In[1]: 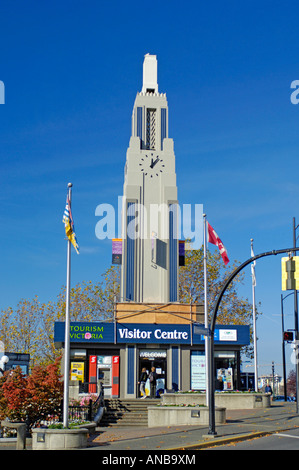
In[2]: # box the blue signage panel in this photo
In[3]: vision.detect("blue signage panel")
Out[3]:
[54,322,115,344]
[54,322,250,346]
[193,324,250,345]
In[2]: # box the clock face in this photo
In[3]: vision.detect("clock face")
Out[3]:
[139,152,165,178]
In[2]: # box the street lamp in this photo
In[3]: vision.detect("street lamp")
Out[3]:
[281,292,293,401]
[272,362,275,397]
[208,246,299,436]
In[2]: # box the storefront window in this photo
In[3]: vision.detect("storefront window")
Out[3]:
[190,351,237,391]
[215,351,237,391]
[190,351,206,391]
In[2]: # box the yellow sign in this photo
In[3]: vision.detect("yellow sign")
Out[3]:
[281,256,299,290]
[70,362,84,382]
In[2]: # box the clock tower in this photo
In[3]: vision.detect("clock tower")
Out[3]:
[120,54,179,303]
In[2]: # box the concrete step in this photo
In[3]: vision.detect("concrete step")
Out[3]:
[99,398,159,427]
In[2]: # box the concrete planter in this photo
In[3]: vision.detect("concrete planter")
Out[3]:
[148,406,226,428]
[1,421,27,450]
[32,426,89,450]
[161,393,271,409]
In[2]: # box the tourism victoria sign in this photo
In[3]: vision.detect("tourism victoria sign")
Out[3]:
[54,322,250,346]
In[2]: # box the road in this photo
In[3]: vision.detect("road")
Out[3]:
[205,428,299,450]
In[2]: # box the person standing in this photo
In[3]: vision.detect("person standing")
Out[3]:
[265,383,272,395]
[149,366,157,398]
[138,367,148,398]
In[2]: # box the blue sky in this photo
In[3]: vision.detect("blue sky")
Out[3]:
[1,0,299,379]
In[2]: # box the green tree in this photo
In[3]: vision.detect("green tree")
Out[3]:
[179,247,260,358]
[0,266,120,366]
[0,297,44,364]
[0,250,256,366]
[179,247,258,326]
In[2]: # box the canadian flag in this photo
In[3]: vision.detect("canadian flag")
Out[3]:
[207,222,229,266]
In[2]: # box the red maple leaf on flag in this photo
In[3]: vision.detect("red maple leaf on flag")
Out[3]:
[207,222,229,266]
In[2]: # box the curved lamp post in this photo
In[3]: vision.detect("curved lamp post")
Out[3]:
[207,246,299,436]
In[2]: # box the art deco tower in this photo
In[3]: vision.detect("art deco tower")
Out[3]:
[120,54,179,303]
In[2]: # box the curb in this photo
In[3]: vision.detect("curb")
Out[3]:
[166,430,283,450]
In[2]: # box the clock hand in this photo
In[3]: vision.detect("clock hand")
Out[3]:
[150,158,154,168]
[152,157,160,167]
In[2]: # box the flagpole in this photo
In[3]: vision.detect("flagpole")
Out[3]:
[251,238,258,392]
[203,214,209,405]
[63,182,72,428]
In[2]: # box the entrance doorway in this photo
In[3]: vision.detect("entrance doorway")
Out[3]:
[138,350,167,397]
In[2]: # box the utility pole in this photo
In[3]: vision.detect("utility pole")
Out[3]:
[293,217,299,412]
[281,294,288,401]
[251,239,258,392]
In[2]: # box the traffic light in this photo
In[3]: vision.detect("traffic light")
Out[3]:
[281,256,299,290]
[283,331,294,342]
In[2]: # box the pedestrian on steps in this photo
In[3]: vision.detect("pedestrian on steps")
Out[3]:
[138,367,148,398]
[149,366,157,399]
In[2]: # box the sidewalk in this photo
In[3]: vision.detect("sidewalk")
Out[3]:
[1,401,299,450]
[86,401,299,450]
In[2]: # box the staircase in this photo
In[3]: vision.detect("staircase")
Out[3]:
[99,398,159,427]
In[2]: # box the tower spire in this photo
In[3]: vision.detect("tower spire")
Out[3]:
[142,54,158,94]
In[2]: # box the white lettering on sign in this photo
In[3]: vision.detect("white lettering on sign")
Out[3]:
[118,328,189,341]
[118,328,152,339]
[140,350,167,358]
[154,329,188,340]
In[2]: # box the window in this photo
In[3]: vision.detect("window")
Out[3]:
[136,107,143,146]
[169,204,178,301]
[161,108,167,150]
[169,204,178,302]
[126,202,136,300]
[215,352,237,391]
[191,351,206,390]
[146,108,156,150]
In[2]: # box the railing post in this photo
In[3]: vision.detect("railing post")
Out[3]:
[59,399,64,422]
[88,399,93,421]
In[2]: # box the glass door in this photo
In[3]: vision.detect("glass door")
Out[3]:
[139,350,167,397]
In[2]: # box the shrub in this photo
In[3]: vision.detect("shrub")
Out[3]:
[0,358,63,429]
